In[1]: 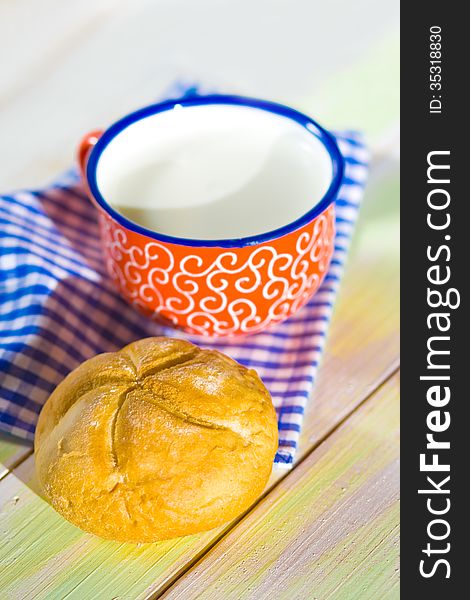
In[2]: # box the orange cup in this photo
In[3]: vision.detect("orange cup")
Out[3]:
[78,95,344,337]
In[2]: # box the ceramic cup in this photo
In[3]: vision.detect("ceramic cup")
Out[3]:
[78,95,344,337]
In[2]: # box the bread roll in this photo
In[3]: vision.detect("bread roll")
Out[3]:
[35,337,278,542]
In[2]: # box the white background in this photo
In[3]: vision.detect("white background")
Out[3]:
[0,0,399,190]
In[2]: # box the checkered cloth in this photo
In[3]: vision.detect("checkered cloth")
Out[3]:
[0,94,367,465]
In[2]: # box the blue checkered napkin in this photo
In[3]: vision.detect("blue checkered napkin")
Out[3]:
[0,130,367,465]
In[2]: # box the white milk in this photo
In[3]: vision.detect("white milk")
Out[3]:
[96,104,333,240]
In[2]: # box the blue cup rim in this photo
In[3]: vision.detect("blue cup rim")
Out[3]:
[86,94,345,248]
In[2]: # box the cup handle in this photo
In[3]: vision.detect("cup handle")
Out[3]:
[77,130,103,180]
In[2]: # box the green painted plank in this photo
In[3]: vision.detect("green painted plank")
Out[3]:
[0,24,399,597]
[0,151,399,600]
[161,374,400,600]
[0,434,32,481]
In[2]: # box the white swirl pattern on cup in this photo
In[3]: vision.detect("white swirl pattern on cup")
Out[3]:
[99,208,334,336]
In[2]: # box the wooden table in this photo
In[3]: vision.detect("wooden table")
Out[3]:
[0,2,399,597]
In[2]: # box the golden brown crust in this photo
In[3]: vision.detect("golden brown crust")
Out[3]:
[35,337,278,542]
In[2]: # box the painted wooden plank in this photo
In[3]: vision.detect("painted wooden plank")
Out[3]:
[0,0,398,189]
[160,373,400,600]
[0,375,399,600]
[0,368,399,599]
[0,337,398,600]
[0,149,399,479]
[0,8,399,593]
[0,435,31,481]
[0,160,398,598]
[299,155,399,451]
[0,462,226,599]
[0,175,398,487]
